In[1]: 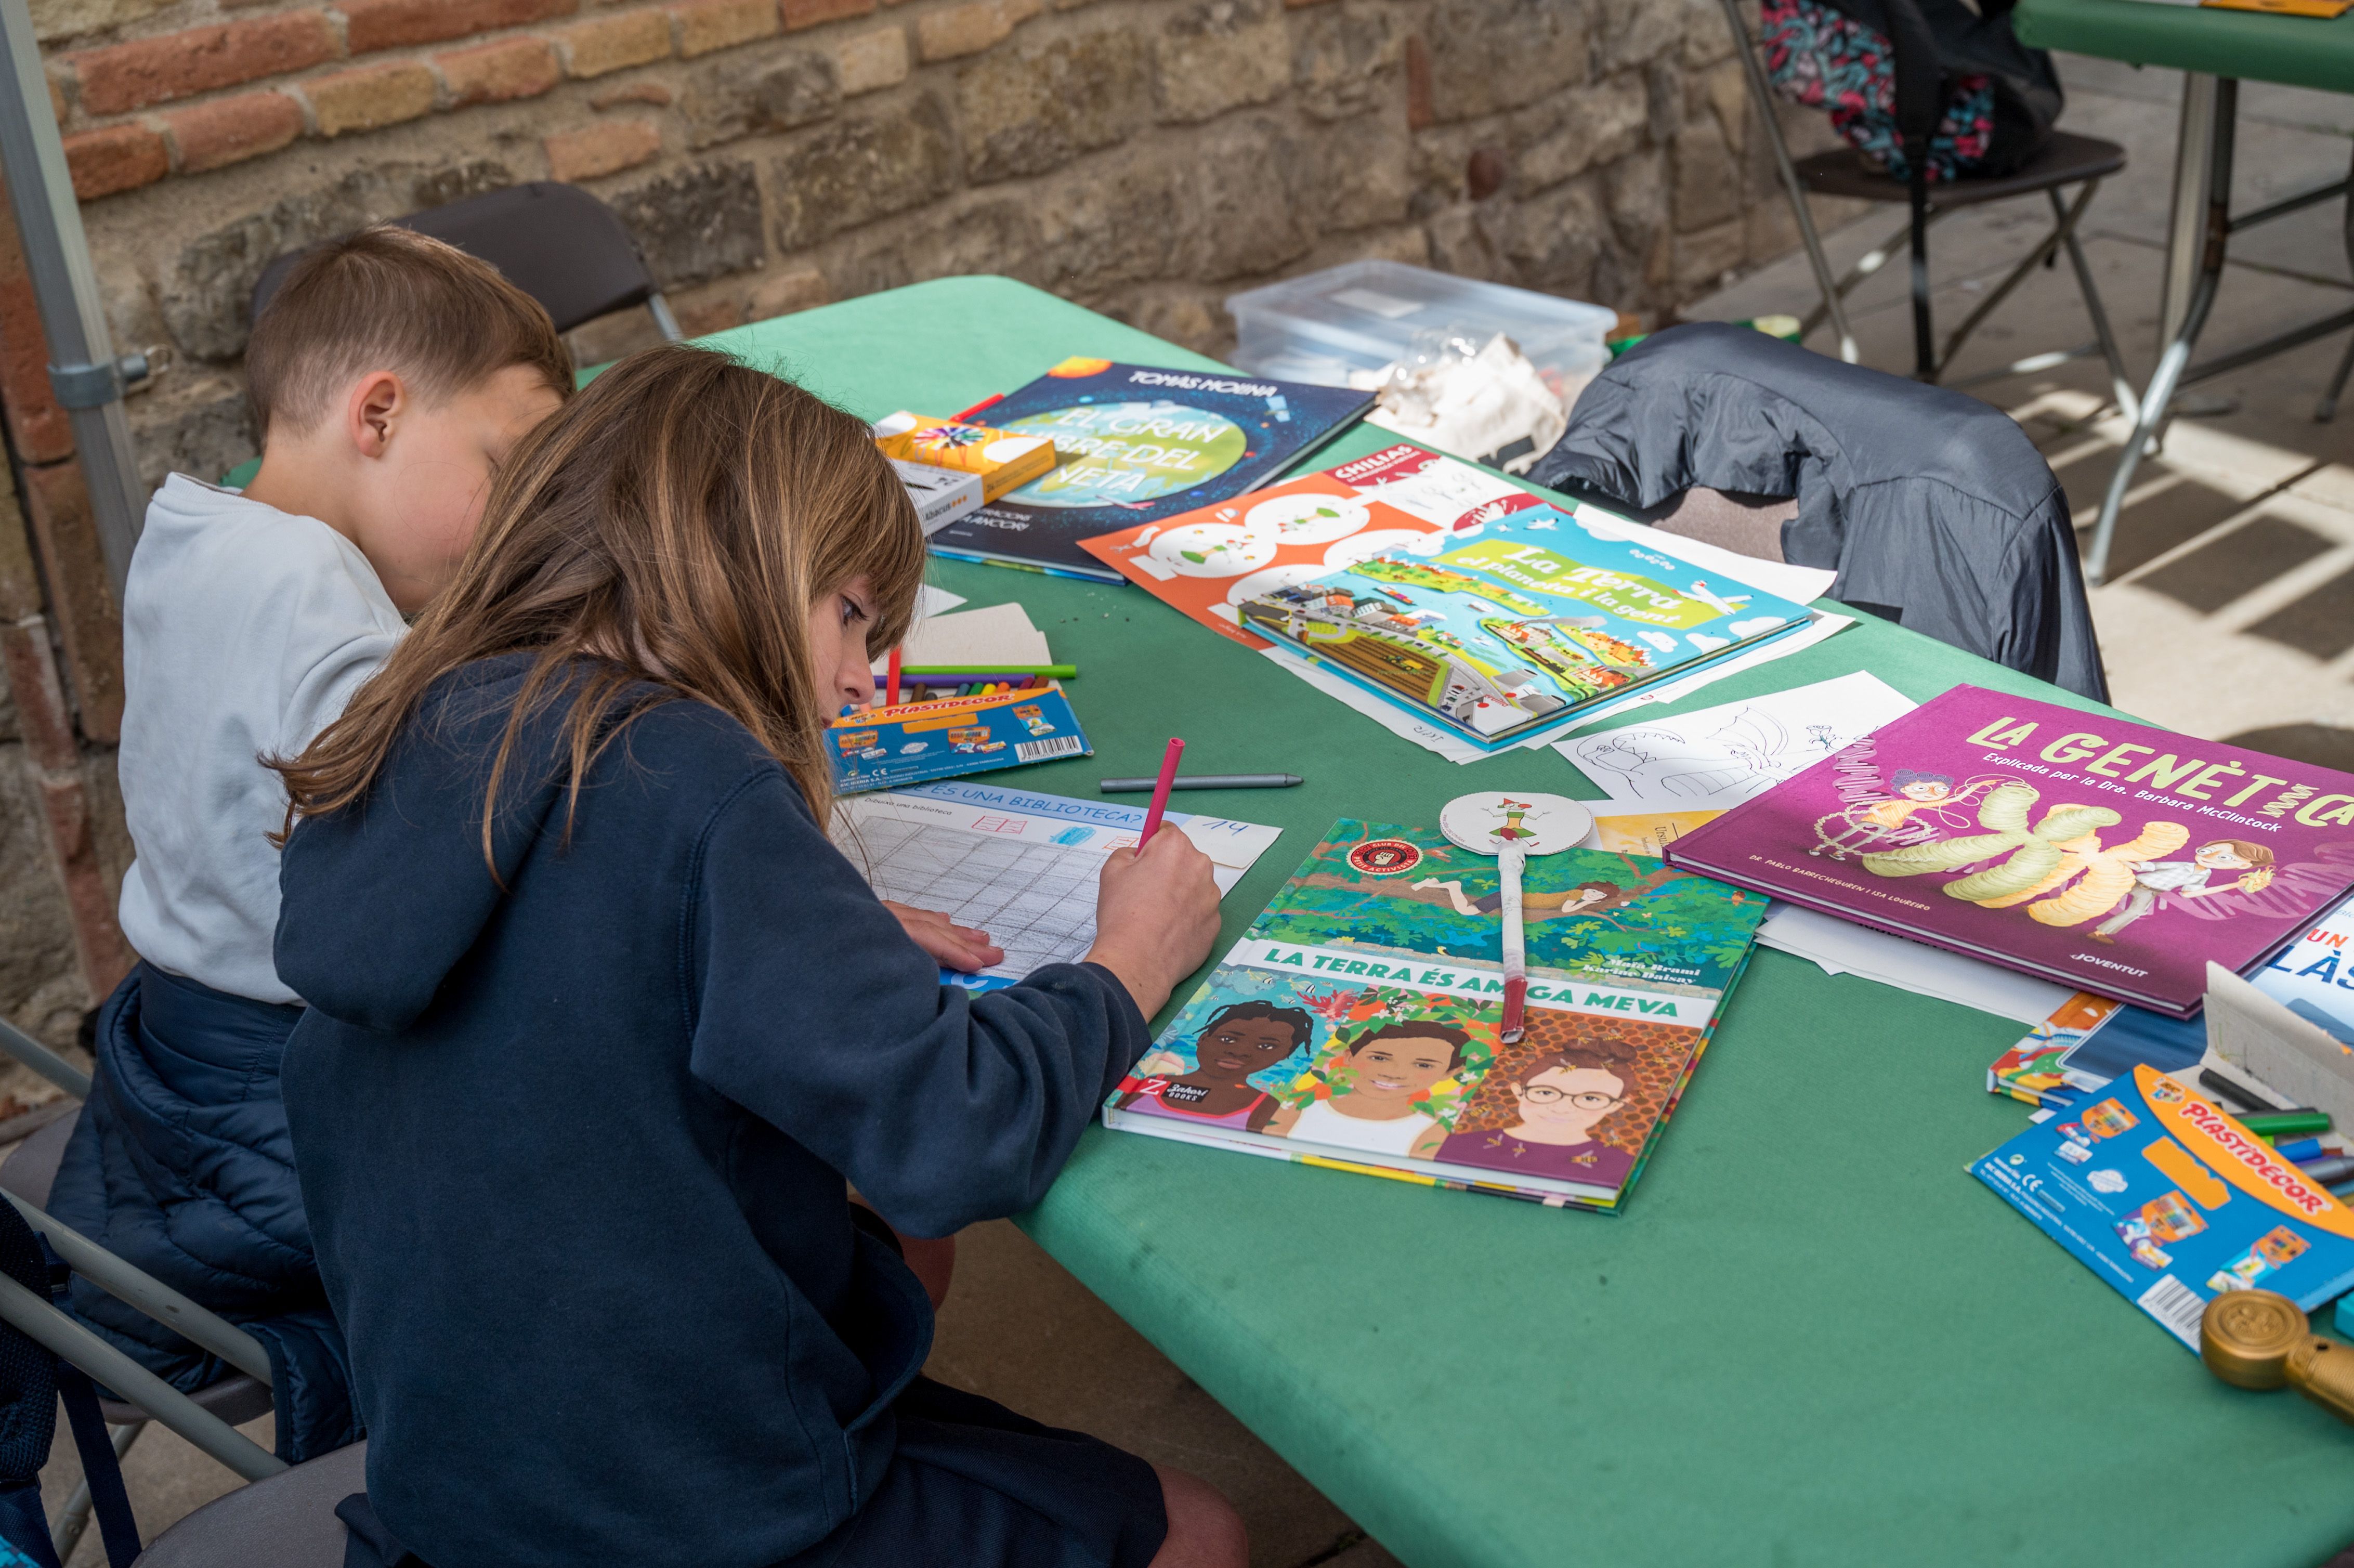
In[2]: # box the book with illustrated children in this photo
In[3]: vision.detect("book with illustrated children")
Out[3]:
[1973,1064,2354,1351]
[1989,889,2354,1109]
[924,359,1374,582]
[1232,508,1816,749]
[1101,819,1770,1212]
[1073,443,1550,647]
[1664,686,2354,1019]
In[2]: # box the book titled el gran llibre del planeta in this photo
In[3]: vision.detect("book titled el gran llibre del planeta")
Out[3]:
[1665,686,2354,1018]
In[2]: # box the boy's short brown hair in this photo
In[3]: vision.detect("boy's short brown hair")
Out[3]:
[245,224,573,438]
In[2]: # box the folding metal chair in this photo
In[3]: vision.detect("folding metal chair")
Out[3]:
[0,1019,282,1561]
[133,1442,365,1567]
[248,181,685,341]
[1720,0,2139,420]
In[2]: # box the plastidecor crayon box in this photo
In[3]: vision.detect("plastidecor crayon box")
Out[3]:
[1973,1063,2354,1350]
[828,685,1091,794]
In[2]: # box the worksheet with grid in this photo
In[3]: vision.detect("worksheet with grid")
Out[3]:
[837,782,1279,989]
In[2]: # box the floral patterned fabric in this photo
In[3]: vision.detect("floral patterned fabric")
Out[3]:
[1761,0,1998,184]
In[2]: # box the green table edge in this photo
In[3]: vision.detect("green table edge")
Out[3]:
[2018,0,2354,95]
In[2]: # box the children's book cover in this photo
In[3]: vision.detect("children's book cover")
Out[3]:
[1234,509,1814,748]
[1102,819,1769,1211]
[1973,1064,2354,1350]
[1073,443,1548,648]
[1667,686,2354,1018]
[827,685,1089,794]
[926,359,1374,581]
[1989,890,2354,1108]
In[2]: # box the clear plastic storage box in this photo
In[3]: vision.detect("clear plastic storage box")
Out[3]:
[1225,260,1617,404]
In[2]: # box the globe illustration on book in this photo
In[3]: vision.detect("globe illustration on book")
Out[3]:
[1002,400,1249,508]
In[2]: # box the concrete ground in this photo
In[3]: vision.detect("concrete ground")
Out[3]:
[1692,51,2354,762]
[25,49,2354,1568]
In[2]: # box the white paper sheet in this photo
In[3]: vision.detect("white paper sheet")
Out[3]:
[916,584,967,618]
[1548,613,1853,737]
[1571,504,1838,606]
[1756,903,2075,1025]
[1555,670,1915,808]
[836,781,1280,988]
[873,601,1049,672]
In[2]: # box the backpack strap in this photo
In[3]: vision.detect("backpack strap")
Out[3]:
[32,1242,138,1568]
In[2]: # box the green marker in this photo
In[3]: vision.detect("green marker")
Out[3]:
[2244,1109,2332,1138]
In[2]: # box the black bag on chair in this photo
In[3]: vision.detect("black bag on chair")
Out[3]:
[0,1202,141,1568]
[1764,0,2061,182]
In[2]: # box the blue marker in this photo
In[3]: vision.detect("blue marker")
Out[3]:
[2283,1137,2328,1163]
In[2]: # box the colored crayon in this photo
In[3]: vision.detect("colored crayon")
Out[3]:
[873,670,1073,685]
[2243,1109,2331,1138]
[2295,1154,2354,1186]
[2199,1069,2274,1112]
[899,664,1077,677]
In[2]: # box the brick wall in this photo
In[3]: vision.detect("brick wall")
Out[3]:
[39,0,1848,485]
[0,0,1848,1050]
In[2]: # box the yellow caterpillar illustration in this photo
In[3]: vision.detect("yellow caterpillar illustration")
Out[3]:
[1861,781,2230,928]
[1861,781,2120,901]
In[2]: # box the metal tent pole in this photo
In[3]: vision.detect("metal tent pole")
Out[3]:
[0,0,146,601]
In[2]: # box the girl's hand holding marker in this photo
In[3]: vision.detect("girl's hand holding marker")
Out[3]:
[1085,828,1221,1020]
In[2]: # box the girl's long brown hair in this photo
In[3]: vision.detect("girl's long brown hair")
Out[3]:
[271,344,925,866]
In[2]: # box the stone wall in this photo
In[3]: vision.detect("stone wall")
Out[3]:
[36,0,1847,483]
[0,0,1850,1057]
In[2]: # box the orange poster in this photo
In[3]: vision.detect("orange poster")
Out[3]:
[1075,444,1548,648]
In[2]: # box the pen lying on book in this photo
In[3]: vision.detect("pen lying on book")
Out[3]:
[1100,774,1302,791]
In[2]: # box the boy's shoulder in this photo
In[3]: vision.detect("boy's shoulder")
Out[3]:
[133,474,400,628]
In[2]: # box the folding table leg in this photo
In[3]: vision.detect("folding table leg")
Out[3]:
[2086,76,2237,587]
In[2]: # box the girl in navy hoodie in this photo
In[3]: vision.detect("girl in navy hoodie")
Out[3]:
[268,345,1244,1568]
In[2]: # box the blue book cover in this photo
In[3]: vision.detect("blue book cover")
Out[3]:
[1237,507,1815,748]
[1973,1063,2354,1351]
[926,358,1374,581]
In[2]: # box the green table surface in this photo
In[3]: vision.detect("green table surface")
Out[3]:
[707,277,2354,1568]
[2017,0,2354,94]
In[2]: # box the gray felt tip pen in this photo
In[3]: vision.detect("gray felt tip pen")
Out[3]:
[1099,774,1303,792]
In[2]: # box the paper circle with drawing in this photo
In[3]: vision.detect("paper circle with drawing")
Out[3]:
[1438,792,1593,857]
[1240,492,1372,545]
[1002,400,1248,507]
[1145,522,1277,578]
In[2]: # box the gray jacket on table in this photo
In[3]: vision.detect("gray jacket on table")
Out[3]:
[1527,322,2108,702]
